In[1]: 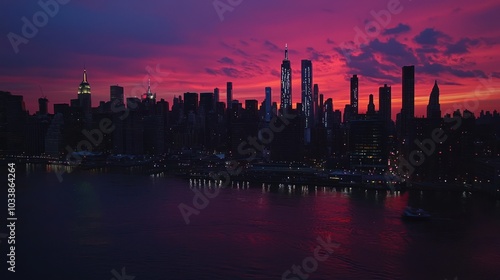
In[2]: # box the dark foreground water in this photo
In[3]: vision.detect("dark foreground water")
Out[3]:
[3,165,500,279]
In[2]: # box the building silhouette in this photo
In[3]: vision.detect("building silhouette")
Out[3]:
[301,59,313,144]
[265,87,272,122]
[367,94,375,115]
[226,82,233,110]
[350,74,359,117]
[401,66,415,133]
[427,80,441,119]
[184,92,199,115]
[77,68,92,114]
[280,44,292,113]
[110,85,124,106]
[378,84,391,126]
[38,97,48,115]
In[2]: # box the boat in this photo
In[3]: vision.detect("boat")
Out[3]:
[401,207,431,221]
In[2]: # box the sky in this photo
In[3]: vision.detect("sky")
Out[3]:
[1,0,499,118]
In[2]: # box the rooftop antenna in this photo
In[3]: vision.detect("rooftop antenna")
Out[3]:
[39,85,46,99]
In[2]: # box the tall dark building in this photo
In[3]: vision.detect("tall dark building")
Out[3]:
[301,59,313,144]
[324,98,334,128]
[38,97,48,115]
[427,80,441,119]
[378,84,391,125]
[400,65,415,157]
[0,91,27,155]
[184,92,199,115]
[367,94,375,115]
[77,68,92,113]
[214,88,220,105]
[200,92,214,114]
[265,87,272,122]
[401,66,415,130]
[319,93,324,126]
[313,84,320,125]
[350,74,359,116]
[280,44,292,113]
[226,82,233,109]
[110,85,124,106]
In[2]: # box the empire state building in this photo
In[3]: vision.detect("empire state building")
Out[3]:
[78,68,92,114]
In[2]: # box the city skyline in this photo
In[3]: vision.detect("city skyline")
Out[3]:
[1,0,499,117]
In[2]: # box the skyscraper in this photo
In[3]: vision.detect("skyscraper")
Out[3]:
[280,44,292,113]
[427,80,441,119]
[184,92,199,114]
[319,93,324,126]
[265,87,272,122]
[367,94,375,115]
[142,78,156,103]
[401,65,415,156]
[378,84,391,125]
[110,85,124,106]
[38,97,48,115]
[301,59,313,144]
[214,88,220,104]
[200,92,214,114]
[77,68,91,113]
[402,66,415,120]
[350,74,359,116]
[226,82,233,110]
[313,84,319,125]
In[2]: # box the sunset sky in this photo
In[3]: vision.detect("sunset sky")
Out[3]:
[1,0,499,118]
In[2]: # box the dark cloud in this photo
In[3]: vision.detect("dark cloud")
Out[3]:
[220,42,250,57]
[205,67,254,79]
[263,40,281,53]
[445,38,480,55]
[342,50,399,83]
[306,47,332,62]
[420,63,486,78]
[368,38,418,66]
[383,23,411,35]
[334,34,490,82]
[414,28,449,45]
[218,57,235,65]
[441,81,464,86]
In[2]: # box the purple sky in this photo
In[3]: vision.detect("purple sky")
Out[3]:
[1,0,499,117]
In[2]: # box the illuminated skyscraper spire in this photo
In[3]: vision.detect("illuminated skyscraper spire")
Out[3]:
[77,67,92,116]
[78,68,91,95]
[280,44,292,113]
[147,76,152,94]
[83,68,88,83]
[142,74,156,103]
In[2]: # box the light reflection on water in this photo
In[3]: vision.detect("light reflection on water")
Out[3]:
[12,164,500,280]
